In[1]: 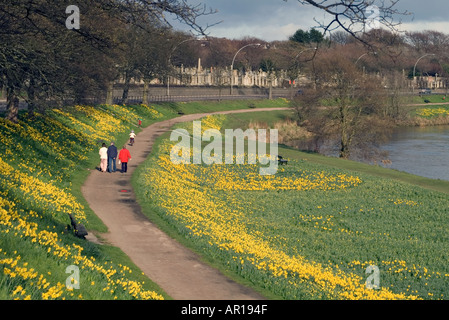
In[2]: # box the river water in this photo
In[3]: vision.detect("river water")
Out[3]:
[380,125,449,181]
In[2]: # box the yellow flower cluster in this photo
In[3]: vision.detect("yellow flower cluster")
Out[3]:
[144,155,419,299]
[101,104,139,123]
[177,162,362,191]
[389,198,420,206]
[0,184,163,300]
[140,104,163,119]
[0,156,86,222]
[416,107,449,117]
[1,252,37,300]
[199,115,224,132]
[141,115,421,300]
[175,114,225,134]
[52,108,121,143]
[75,105,125,135]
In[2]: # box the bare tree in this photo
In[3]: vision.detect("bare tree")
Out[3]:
[286,0,411,45]
[1,0,216,122]
[294,52,393,160]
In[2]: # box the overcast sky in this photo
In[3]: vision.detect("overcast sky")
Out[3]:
[171,0,449,41]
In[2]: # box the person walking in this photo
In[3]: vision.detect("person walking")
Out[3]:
[118,145,132,173]
[107,142,118,173]
[99,143,108,172]
[129,130,136,146]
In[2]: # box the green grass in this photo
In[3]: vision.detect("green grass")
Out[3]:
[159,98,290,115]
[408,94,448,105]
[133,110,449,300]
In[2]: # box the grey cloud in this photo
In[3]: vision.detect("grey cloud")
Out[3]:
[177,0,449,40]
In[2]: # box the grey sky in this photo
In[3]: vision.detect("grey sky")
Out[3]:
[172,0,449,41]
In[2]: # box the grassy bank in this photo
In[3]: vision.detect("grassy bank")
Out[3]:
[0,98,289,300]
[400,94,449,126]
[3,96,445,300]
[0,103,178,300]
[408,94,448,105]
[222,109,449,195]
[134,110,449,300]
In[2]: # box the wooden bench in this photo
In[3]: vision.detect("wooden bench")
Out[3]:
[68,213,88,239]
[278,155,288,165]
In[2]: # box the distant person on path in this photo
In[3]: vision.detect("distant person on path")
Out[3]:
[129,129,136,146]
[107,142,118,173]
[99,143,108,172]
[118,145,132,173]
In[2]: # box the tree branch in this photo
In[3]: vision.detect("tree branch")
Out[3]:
[286,0,413,47]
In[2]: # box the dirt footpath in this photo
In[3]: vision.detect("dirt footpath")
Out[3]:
[81,108,288,300]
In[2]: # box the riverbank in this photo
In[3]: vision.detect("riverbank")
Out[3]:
[134,109,449,300]
[220,107,449,191]
[399,95,449,126]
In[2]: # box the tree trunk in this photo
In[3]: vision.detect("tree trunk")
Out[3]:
[106,81,114,105]
[268,77,273,100]
[6,90,19,123]
[27,78,36,118]
[339,103,350,159]
[340,121,350,159]
[340,136,350,159]
[142,79,149,105]
[121,72,131,105]
[1,83,5,100]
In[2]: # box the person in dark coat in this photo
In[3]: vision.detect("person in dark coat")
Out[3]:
[107,142,118,173]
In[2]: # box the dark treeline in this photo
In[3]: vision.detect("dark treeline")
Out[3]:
[0,0,214,122]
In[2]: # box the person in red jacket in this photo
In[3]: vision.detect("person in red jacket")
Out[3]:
[118,145,132,173]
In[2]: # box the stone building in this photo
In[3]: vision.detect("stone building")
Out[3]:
[145,58,302,89]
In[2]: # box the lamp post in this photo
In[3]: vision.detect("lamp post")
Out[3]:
[167,38,207,96]
[355,52,377,77]
[293,47,317,61]
[230,43,261,95]
[289,47,317,98]
[413,53,436,94]
[355,53,368,66]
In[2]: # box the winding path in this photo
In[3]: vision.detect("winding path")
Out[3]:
[81,107,288,300]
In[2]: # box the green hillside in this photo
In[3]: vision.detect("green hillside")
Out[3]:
[134,111,449,300]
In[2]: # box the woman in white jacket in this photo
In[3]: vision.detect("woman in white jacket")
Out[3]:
[99,143,108,172]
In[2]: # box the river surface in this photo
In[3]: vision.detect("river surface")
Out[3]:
[380,125,449,181]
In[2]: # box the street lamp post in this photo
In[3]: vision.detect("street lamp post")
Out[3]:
[413,53,436,94]
[355,53,369,66]
[293,47,317,61]
[230,43,261,95]
[289,47,317,98]
[355,52,377,77]
[355,52,378,66]
[167,38,207,97]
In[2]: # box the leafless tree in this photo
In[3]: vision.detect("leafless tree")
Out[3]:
[294,52,393,160]
[1,0,216,122]
[286,0,411,46]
